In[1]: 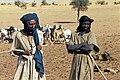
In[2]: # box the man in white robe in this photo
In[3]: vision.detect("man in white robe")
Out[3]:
[11,13,46,80]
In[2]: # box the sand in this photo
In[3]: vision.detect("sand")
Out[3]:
[0,1,120,80]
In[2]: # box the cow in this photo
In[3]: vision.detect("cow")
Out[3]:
[0,26,16,43]
[41,24,53,45]
[7,26,15,39]
[54,25,64,43]
[0,28,8,42]
[63,29,71,43]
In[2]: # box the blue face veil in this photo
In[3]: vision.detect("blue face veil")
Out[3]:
[20,13,44,78]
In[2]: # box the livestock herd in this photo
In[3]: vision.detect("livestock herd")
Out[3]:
[0,25,72,45]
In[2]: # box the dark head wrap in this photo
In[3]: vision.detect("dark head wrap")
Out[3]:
[77,15,94,33]
[20,13,44,78]
[79,15,94,23]
[20,13,40,36]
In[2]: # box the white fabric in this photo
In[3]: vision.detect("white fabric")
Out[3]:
[11,29,46,80]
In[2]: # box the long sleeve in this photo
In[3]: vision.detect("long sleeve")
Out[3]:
[87,32,100,53]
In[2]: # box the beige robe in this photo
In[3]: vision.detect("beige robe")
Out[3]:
[11,29,46,80]
[68,31,99,80]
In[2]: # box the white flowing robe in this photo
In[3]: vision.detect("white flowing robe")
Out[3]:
[11,29,46,80]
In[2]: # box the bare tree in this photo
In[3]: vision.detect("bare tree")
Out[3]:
[14,0,21,7]
[41,0,48,5]
[14,0,27,9]
[32,1,37,7]
[70,0,90,22]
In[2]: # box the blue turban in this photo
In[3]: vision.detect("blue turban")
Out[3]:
[20,13,40,35]
[20,13,40,28]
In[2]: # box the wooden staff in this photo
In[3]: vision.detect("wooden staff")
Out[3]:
[0,50,11,54]
[0,49,24,54]
[89,54,108,80]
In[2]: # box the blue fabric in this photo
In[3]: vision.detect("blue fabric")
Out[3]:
[33,30,44,78]
[20,13,44,78]
[20,13,40,34]
[20,13,39,27]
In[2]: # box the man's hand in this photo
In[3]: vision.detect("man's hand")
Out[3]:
[24,50,32,55]
[80,44,93,54]
[37,44,42,50]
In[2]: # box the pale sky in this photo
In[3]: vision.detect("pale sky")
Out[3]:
[0,0,68,2]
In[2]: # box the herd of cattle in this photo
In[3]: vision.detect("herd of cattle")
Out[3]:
[0,25,72,45]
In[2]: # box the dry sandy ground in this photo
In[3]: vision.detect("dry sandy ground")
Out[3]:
[0,1,120,80]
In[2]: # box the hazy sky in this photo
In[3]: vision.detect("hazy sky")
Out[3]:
[0,0,68,2]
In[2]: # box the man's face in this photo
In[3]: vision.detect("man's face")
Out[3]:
[29,19,36,28]
[81,21,90,31]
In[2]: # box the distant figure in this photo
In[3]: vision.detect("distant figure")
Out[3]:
[50,25,56,42]
[54,25,64,43]
[66,15,100,80]
[11,13,46,80]
[41,24,53,45]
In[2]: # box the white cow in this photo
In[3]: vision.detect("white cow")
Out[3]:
[41,24,53,45]
[0,26,16,43]
[0,29,8,36]
[63,29,71,43]
[0,29,8,42]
